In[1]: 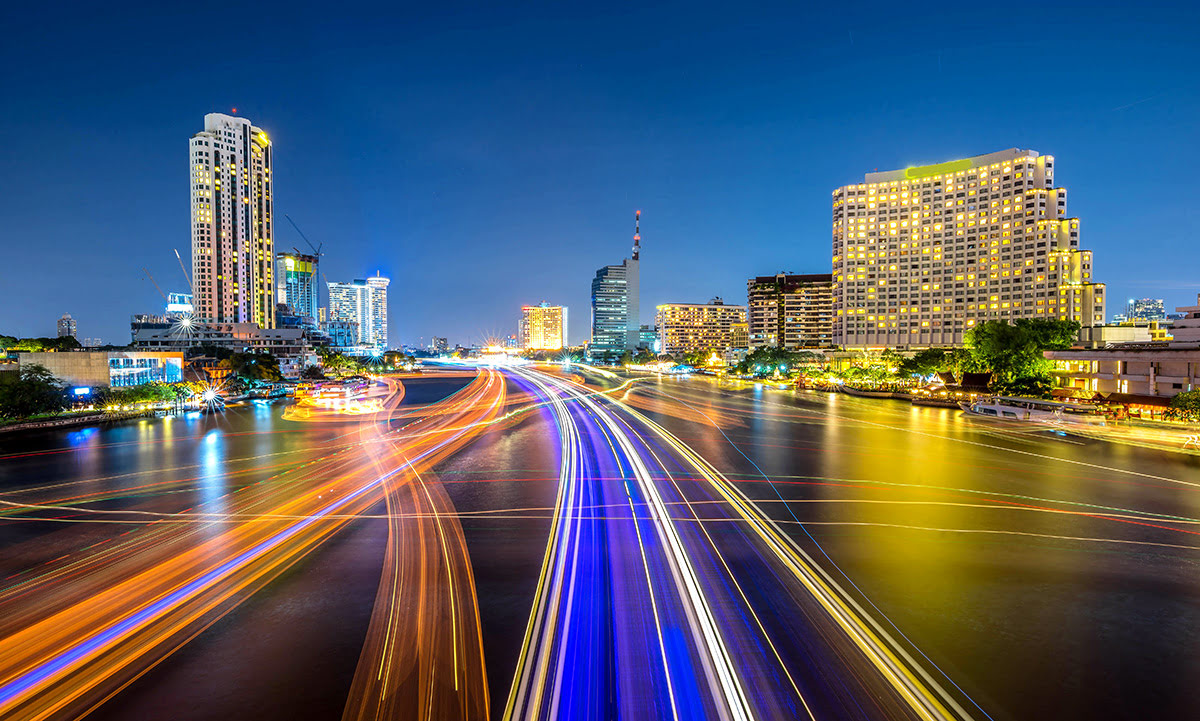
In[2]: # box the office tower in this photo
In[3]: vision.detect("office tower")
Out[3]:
[327,272,389,350]
[276,251,319,319]
[57,313,77,339]
[519,302,569,350]
[589,211,641,360]
[832,148,1105,349]
[189,112,274,327]
[746,273,834,349]
[655,298,748,357]
[1127,298,1166,322]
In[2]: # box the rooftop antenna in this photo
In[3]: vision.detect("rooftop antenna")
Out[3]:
[633,210,641,261]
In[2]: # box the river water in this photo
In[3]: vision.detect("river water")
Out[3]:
[1,373,1198,720]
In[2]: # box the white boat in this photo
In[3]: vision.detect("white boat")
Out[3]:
[960,395,1106,426]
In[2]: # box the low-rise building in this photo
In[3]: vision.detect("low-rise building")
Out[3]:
[18,351,183,388]
[1045,295,1200,400]
[656,298,747,357]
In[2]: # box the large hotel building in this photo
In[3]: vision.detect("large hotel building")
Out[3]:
[190,113,275,327]
[520,303,569,350]
[655,298,747,357]
[831,148,1105,349]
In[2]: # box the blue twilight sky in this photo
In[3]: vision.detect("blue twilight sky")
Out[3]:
[1,1,1197,347]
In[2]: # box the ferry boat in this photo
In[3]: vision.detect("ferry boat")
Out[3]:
[960,396,1105,426]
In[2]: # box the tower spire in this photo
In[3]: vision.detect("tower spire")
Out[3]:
[633,210,641,261]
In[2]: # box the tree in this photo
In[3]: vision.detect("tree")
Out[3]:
[0,365,66,419]
[965,319,1080,384]
[1169,390,1200,419]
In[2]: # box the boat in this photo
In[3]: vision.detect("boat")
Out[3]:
[960,396,1106,426]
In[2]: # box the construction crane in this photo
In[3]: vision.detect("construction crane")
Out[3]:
[142,267,167,302]
[284,214,326,316]
[174,249,194,296]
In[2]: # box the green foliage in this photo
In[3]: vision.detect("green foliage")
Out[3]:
[219,352,284,383]
[1,336,82,352]
[965,319,1080,384]
[1169,390,1200,416]
[0,365,66,419]
[734,346,818,376]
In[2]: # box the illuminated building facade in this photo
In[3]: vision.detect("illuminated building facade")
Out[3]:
[327,272,390,350]
[746,273,834,349]
[57,313,77,339]
[1126,298,1166,322]
[655,298,747,357]
[589,212,642,361]
[276,251,319,320]
[190,113,274,327]
[832,148,1106,349]
[519,302,569,350]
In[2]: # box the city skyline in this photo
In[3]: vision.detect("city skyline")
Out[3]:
[2,4,1198,347]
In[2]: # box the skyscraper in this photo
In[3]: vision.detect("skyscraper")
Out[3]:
[327,272,390,351]
[189,112,274,327]
[57,313,77,339]
[832,148,1105,348]
[519,303,569,350]
[276,251,319,320]
[589,211,641,361]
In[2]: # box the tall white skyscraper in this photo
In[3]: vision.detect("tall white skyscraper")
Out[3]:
[328,272,390,350]
[189,112,275,327]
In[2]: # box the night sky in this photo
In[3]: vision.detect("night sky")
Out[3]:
[2,2,1197,347]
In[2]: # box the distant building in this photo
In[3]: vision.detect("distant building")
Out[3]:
[520,303,568,350]
[18,351,183,388]
[276,251,319,320]
[638,324,658,353]
[190,112,274,328]
[57,313,77,339]
[655,298,747,357]
[747,273,833,349]
[1126,298,1166,322]
[327,272,390,350]
[590,211,641,361]
[832,148,1105,349]
[431,337,449,353]
[1046,295,1200,402]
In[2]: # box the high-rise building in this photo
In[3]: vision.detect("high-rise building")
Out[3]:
[189,112,274,327]
[1126,298,1166,322]
[832,148,1105,348]
[276,251,319,320]
[655,298,747,357]
[746,273,834,349]
[519,302,568,350]
[589,211,641,361]
[57,313,77,339]
[327,272,389,350]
